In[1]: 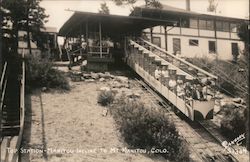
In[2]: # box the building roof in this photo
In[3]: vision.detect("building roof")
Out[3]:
[131,4,246,22]
[41,27,57,33]
[59,11,177,37]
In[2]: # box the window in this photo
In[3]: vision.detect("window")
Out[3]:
[222,22,230,32]
[231,43,239,56]
[199,19,207,30]
[152,37,161,47]
[208,41,216,53]
[230,23,238,32]
[206,20,214,30]
[189,39,199,46]
[216,21,223,31]
[190,18,198,28]
[181,19,189,28]
[216,21,230,32]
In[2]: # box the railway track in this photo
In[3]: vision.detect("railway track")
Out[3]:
[131,77,239,162]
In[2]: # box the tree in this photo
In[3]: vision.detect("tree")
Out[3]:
[112,0,162,10]
[99,2,110,14]
[1,0,48,55]
[207,0,218,13]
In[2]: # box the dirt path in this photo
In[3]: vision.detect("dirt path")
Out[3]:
[20,81,165,162]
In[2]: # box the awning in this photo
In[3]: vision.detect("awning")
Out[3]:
[59,11,177,37]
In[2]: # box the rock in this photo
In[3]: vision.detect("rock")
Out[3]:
[80,77,85,81]
[90,72,100,80]
[232,97,243,104]
[42,87,47,92]
[127,92,141,99]
[102,108,108,116]
[99,87,111,91]
[215,92,223,99]
[115,76,129,83]
[214,105,221,114]
[85,79,95,82]
[82,73,92,79]
[99,78,105,82]
[112,81,121,88]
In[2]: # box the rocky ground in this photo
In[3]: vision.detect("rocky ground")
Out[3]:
[20,70,165,162]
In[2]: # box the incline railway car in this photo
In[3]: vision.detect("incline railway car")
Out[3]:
[125,38,218,121]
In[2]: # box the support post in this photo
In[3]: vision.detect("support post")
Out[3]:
[99,22,102,58]
[85,20,89,55]
[164,26,168,51]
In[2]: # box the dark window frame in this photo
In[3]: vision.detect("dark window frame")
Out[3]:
[189,39,199,46]
[208,41,216,54]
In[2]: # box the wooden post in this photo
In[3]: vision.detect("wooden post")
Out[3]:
[99,21,102,58]
[150,27,153,43]
[164,26,168,51]
[85,20,89,55]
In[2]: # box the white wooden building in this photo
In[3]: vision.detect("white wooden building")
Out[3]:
[131,5,247,60]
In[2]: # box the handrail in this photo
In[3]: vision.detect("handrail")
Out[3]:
[0,62,8,88]
[11,49,25,162]
[0,62,8,141]
[138,38,218,80]
[130,40,194,80]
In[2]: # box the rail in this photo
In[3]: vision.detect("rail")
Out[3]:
[129,40,194,80]
[0,62,8,139]
[138,37,218,80]
[11,49,25,162]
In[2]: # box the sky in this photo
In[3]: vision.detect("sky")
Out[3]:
[40,0,249,32]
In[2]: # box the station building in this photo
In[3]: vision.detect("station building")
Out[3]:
[131,5,246,60]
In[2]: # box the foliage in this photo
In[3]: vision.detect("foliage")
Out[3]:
[186,57,248,98]
[97,90,115,106]
[110,97,190,161]
[25,55,70,91]
[220,104,247,138]
[1,0,48,54]
[112,0,162,10]
[99,2,110,14]
[207,0,218,12]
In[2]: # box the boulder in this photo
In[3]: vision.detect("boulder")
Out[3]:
[99,87,111,92]
[85,79,95,82]
[115,76,129,84]
[90,72,100,80]
[99,78,105,82]
[232,97,243,104]
[82,73,92,79]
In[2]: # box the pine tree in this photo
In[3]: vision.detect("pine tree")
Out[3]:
[99,2,110,14]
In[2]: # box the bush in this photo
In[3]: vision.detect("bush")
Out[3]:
[97,90,115,106]
[110,97,190,161]
[220,105,247,138]
[25,55,70,91]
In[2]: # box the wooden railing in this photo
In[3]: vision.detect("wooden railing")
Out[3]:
[11,50,25,162]
[138,38,218,80]
[0,62,8,140]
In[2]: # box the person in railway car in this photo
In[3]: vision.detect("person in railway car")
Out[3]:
[155,66,161,80]
[161,66,169,78]
[184,82,193,105]
[177,80,185,99]
[202,80,214,101]
[168,78,177,91]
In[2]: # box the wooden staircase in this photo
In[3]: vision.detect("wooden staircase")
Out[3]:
[1,57,21,137]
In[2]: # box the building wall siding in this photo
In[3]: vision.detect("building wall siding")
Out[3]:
[144,26,244,61]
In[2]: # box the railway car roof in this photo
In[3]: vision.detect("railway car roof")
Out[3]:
[59,11,176,37]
